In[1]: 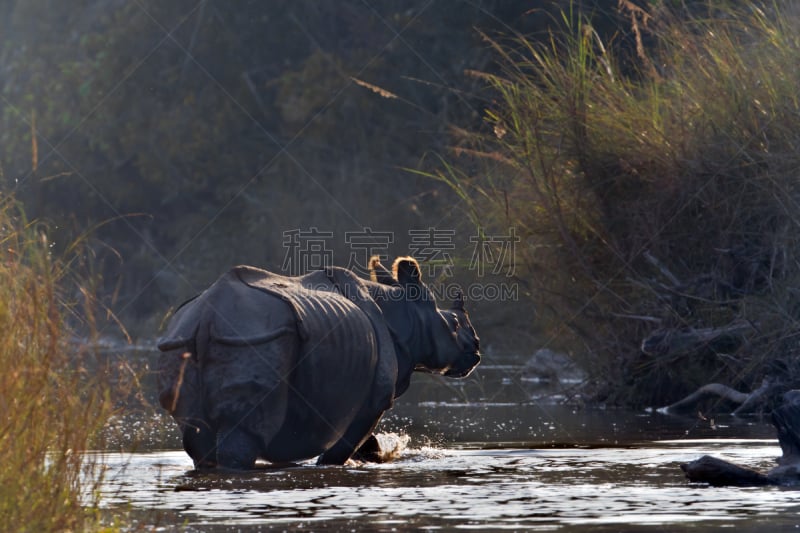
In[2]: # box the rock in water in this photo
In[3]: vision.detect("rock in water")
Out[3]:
[681,455,772,487]
[681,390,800,486]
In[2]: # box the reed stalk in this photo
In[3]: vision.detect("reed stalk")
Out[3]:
[0,196,114,530]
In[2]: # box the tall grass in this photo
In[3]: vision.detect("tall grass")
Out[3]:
[0,197,114,530]
[444,1,800,406]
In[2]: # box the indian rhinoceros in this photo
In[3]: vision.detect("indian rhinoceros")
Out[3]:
[157,256,481,469]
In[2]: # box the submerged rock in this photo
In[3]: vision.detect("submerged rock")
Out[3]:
[682,390,800,487]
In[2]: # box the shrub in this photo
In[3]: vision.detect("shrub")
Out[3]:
[0,196,114,530]
[443,1,800,406]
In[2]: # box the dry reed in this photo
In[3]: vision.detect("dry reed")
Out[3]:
[438,1,800,406]
[0,196,115,530]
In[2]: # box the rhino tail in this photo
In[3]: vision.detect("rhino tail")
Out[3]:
[158,351,194,413]
[157,325,205,416]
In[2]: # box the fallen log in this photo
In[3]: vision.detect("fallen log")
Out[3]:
[659,377,774,416]
[681,390,800,487]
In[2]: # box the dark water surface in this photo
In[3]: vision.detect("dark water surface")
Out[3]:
[97,361,800,531]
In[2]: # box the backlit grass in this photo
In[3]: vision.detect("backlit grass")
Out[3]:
[440,1,800,405]
[0,197,114,530]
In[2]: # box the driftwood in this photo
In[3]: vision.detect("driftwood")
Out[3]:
[660,377,775,416]
[682,390,800,486]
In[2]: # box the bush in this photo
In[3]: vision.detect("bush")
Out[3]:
[444,1,800,406]
[0,197,114,530]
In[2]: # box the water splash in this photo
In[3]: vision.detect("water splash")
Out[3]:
[374,432,411,462]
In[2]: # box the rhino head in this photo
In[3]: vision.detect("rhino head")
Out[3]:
[369,256,481,390]
[435,289,481,377]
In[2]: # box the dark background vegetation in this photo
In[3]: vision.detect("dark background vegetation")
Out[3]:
[1,0,580,337]
[5,0,797,408]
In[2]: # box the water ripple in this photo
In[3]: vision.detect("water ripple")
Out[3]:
[91,438,800,531]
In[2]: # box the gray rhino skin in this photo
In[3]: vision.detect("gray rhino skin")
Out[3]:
[157,257,481,469]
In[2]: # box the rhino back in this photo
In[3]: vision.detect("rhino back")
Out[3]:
[158,269,295,351]
[195,273,299,438]
[156,270,295,436]
[243,265,398,408]
[266,289,380,460]
[159,266,393,462]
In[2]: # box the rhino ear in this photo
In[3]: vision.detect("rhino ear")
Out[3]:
[392,256,422,285]
[369,255,397,285]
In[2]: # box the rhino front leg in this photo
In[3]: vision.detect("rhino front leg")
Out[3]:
[216,424,261,469]
[157,350,218,468]
[318,412,383,465]
[351,434,382,462]
[183,421,217,469]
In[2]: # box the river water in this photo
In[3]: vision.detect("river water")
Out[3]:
[96,361,800,531]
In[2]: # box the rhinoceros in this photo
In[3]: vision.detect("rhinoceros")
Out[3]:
[157,256,481,469]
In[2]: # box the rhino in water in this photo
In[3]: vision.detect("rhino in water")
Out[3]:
[157,256,481,468]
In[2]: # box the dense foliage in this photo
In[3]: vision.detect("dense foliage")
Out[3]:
[1,0,567,334]
[448,1,800,405]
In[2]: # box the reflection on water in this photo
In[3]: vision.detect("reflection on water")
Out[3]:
[97,361,800,531]
[99,441,800,532]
